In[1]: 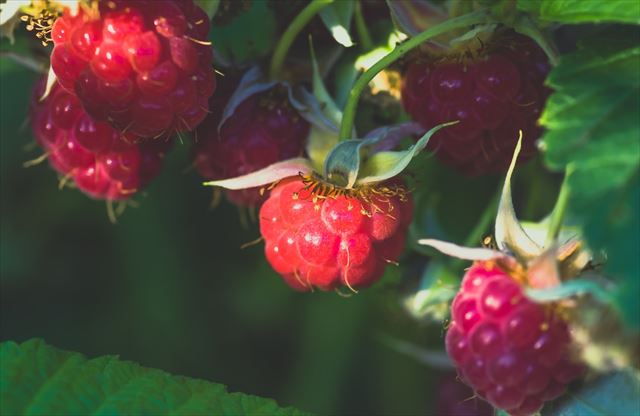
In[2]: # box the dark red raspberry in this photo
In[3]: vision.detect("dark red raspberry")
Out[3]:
[193,86,309,206]
[258,178,413,291]
[50,0,215,140]
[446,261,585,415]
[30,79,167,200]
[402,31,550,175]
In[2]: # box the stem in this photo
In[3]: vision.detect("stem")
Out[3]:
[354,0,373,51]
[269,0,334,80]
[338,10,488,141]
[545,166,573,247]
[450,185,501,271]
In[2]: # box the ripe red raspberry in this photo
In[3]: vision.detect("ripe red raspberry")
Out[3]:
[402,31,550,175]
[446,261,585,415]
[193,87,309,206]
[50,0,215,140]
[30,79,167,200]
[259,178,413,291]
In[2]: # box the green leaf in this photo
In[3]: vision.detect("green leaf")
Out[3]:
[517,0,640,24]
[543,371,640,415]
[540,27,640,327]
[319,1,354,47]
[194,0,220,19]
[209,0,277,67]
[0,339,309,416]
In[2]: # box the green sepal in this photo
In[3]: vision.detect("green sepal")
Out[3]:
[356,121,456,184]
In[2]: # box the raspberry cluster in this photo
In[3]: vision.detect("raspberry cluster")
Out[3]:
[193,87,309,206]
[259,178,413,291]
[446,261,584,416]
[402,32,550,175]
[30,80,167,200]
[50,0,215,140]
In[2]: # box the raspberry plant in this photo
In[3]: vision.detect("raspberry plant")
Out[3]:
[0,1,639,415]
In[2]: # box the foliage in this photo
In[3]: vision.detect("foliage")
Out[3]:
[540,26,640,327]
[0,339,309,416]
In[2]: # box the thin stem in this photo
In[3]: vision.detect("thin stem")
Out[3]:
[269,0,334,80]
[450,185,501,271]
[338,10,488,141]
[354,0,373,51]
[545,166,573,247]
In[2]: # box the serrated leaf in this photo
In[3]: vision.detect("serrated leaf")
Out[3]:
[357,121,455,184]
[0,339,309,416]
[319,1,354,47]
[542,371,640,415]
[204,158,312,190]
[540,27,640,327]
[517,0,640,24]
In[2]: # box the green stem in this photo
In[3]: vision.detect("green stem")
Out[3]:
[269,0,334,80]
[450,185,501,271]
[545,166,573,247]
[354,0,373,51]
[338,10,489,141]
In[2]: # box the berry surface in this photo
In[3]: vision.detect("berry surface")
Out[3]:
[193,86,309,206]
[402,31,550,176]
[446,261,585,416]
[259,178,413,291]
[50,0,215,140]
[30,79,168,200]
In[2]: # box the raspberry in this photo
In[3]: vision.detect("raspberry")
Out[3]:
[193,86,309,206]
[50,0,215,140]
[446,261,585,415]
[258,178,413,291]
[30,79,167,200]
[402,31,550,175]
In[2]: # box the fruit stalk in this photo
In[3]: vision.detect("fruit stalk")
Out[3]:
[338,10,489,141]
[269,0,335,80]
[545,165,573,247]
